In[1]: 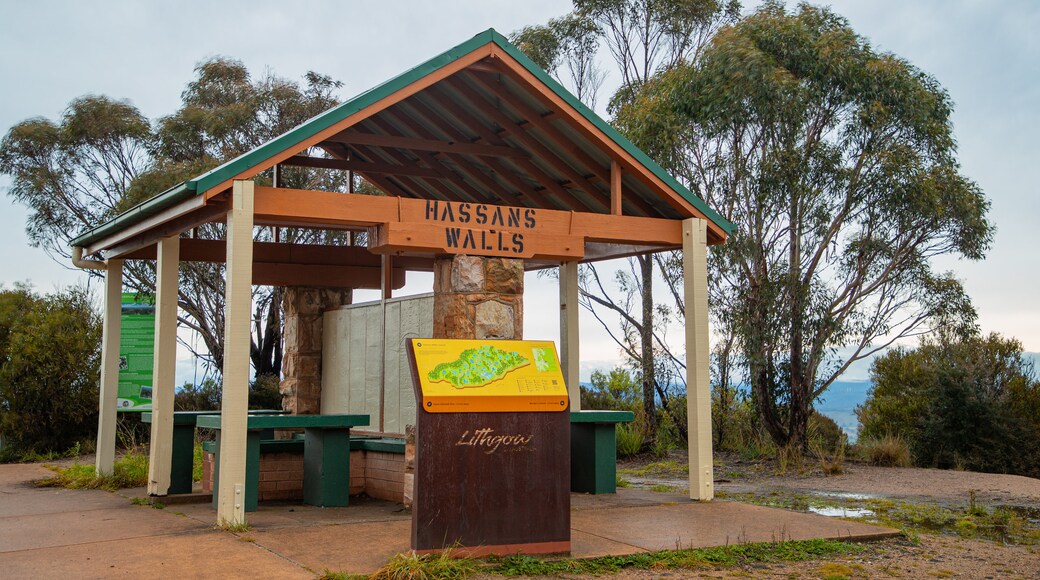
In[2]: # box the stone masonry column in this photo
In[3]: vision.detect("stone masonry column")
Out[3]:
[403,255,525,507]
[432,255,524,340]
[280,287,351,415]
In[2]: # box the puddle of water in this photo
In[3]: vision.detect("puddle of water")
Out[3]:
[811,491,876,501]
[808,505,875,518]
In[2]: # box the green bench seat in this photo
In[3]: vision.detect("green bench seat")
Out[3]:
[570,410,635,494]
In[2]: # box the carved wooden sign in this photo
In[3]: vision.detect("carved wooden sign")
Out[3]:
[407,338,571,556]
[372,199,584,260]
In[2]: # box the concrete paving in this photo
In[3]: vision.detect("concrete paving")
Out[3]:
[0,463,899,578]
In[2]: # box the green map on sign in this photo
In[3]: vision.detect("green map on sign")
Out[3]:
[427,346,529,389]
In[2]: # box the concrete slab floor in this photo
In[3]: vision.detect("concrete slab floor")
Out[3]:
[0,463,899,578]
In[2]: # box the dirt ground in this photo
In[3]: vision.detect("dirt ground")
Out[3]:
[614,452,1040,578]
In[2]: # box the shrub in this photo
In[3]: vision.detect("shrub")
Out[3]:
[616,422,644,458]
[0,285,101,458]
[857,434,911,467]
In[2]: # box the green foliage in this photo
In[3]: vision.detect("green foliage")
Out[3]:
[580,367,640,411]
[0,285,101,457]
[172,375,283,413]
[35,448,149,491]
[858,333,1040,477]
[175,378,222,411]
[615,422,644,457]
[615,1,992,452]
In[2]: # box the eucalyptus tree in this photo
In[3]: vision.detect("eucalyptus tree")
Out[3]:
[616,2,993,448]
[0,59,348,379]
[515,0,739,443]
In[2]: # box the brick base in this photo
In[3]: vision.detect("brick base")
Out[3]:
[202,448,405,503]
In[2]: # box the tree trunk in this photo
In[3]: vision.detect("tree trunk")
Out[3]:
[638,254,657,444]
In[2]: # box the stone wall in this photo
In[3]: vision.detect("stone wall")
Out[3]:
[432,256,524,340]
[280,287,351,414]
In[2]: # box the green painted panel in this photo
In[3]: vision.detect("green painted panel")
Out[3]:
[570,410,635,424]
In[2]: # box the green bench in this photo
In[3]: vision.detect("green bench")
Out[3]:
[141,410,284,494]
[197,413,369,511]
[570,410,635,494]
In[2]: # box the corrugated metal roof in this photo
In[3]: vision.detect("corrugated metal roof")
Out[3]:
[72,28,732,249]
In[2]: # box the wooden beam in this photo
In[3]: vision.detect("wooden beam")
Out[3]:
[559,261,581,410]
[217,180,254,526]
[94,260,122,476]
[611,161,622,215]
[282,155,444,179]
[252,186,685,247]
[253,262,405,289]
[683,218,713,501]
[371,221,584,261]
[327,131,529,159]
[147,236,179,497]
[83,195,216,256]
[100,202,228,258]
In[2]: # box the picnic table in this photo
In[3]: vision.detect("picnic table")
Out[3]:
[570,410,635,494]
[140,410,285,494]
[196,413,369,511]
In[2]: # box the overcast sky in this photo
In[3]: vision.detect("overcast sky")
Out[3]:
[1,1,1036,385]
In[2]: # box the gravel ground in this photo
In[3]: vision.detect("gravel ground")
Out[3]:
[612,452,1040,578]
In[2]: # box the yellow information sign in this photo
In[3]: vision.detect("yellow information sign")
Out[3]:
[410,339,569,413]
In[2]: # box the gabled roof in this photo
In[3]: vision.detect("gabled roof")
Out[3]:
[72,28,732,249]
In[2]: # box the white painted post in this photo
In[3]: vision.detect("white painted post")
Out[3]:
[217,180,255,526]
[95,259,123,476]
[147,236,179,496]
[559,261,581,410]
[683,218,713,501]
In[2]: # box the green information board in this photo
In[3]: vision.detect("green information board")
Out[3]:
[118,293,155,411]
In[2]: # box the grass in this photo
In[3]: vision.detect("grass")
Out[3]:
[34,448,149,491]
[218,520,252,533]
[193,440,204,482]
[617,459,689,478]
[856,435,911,467]
[371,550,478,580]
[324,539,862,579]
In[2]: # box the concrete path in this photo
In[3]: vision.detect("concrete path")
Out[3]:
[0,463,898,578]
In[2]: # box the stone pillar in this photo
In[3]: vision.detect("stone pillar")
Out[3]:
[432,255,524,340]
[280,287,351,415]
[403,255,525,507]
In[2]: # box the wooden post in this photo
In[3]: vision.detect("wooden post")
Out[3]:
[683,218,713,501]
[95,259,123,476]
[218,180,255,526]
[147,237,179,495]
[559,261,581,410]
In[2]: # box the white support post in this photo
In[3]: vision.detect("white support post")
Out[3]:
[559,261,581,410]
[683,218,713,501]
[95,259,123,475]
[147,236,179,496]
[217,180,255,526]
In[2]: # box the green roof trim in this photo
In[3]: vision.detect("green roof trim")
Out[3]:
[72,28,732,249]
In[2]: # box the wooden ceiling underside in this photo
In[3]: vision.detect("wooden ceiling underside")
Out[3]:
[279,59,670,220]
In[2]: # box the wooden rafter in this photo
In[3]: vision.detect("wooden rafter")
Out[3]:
[380,104,533,208]
[281,154,444,179]
[449,74,610,213]
[414,89,600,213]
[366,112,524,207]
[326,131,529,159]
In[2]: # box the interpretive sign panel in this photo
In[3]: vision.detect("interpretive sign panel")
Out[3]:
[117,292,155,411]
[408,338,571,555]
[411,339,568,413]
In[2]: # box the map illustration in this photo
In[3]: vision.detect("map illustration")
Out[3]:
[427,345,530,389]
